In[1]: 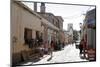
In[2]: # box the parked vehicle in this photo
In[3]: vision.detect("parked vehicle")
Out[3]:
[80,8,96,61]
[85,28,96,61]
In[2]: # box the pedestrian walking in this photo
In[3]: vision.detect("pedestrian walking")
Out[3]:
[50,40,54,57]
[47,40,54,61]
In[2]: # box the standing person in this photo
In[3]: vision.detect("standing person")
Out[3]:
[47,40,54,61]
[50,40,54,58]
[44,41,48,54]
[79,40,83,55]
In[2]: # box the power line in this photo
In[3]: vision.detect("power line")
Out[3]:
[63,14,82,19]
[63,6,94,19]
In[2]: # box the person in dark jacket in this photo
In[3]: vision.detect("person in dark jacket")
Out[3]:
[79,44,83,54]
[50,40,54,58]
[79,40,83,54]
